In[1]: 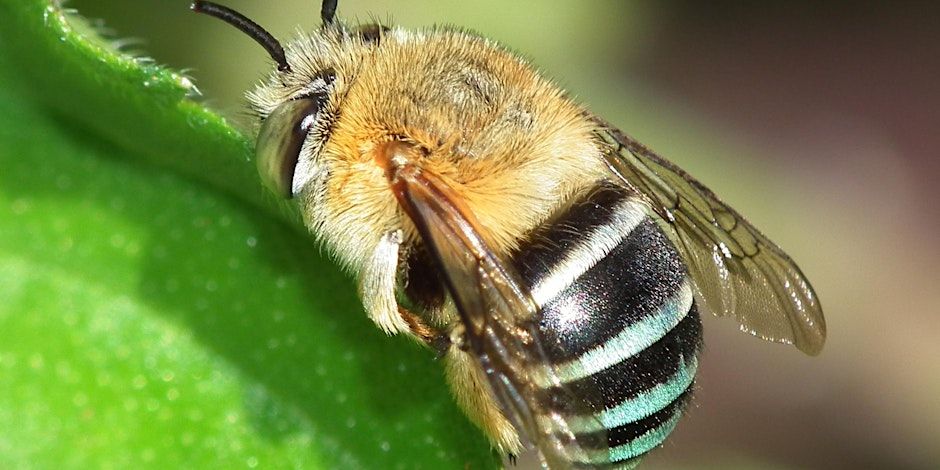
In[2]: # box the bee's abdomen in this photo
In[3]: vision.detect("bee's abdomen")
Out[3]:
[515,182,703,467]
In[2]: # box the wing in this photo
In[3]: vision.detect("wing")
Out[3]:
[592,116,826,355]
[389,160,608,468]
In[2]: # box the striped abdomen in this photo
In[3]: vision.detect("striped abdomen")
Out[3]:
[515,182,703,468]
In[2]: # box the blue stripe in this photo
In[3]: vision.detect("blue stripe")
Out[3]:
[540,280,694,386]
[608,408,684,462]
[568,356,698,433]
[568,402,687,465]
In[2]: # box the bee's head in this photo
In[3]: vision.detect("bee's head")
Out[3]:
[191,1,385,199]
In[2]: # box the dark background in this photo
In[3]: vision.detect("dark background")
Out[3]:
[68,1,940,468]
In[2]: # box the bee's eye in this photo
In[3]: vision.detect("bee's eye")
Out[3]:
[256,95,327,199]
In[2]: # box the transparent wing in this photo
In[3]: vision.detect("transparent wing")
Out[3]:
[593,117,826,355]
[391,162,609,468]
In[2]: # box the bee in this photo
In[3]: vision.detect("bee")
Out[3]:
[192,1,827,468]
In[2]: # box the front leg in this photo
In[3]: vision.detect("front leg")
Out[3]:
[358,230,452,353]
[358,229,410,335]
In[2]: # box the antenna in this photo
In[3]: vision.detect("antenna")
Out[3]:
[321,0,338,25]
[191,1,291,72]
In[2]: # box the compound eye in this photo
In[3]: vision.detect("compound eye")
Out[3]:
[256,95,326,199]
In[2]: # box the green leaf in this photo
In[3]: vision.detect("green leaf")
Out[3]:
[0,1,498,468]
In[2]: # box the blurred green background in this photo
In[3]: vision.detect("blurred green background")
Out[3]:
[4,0,939,468]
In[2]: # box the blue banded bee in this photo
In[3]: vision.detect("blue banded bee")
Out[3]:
[192,1,827,467]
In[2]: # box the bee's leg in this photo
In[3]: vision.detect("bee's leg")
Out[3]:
[358,230,411,335]
[358,230,451,354]
[397,306,451,356]
[445,343,523,456]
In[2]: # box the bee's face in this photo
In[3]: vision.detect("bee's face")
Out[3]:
[249,28,365,200]
[247,26,410,271]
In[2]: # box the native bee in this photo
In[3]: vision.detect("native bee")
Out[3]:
[192,1,826,467]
